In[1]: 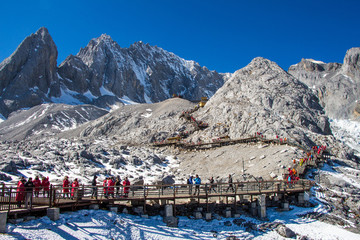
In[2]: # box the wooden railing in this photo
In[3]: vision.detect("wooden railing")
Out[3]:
[0,179,313,213]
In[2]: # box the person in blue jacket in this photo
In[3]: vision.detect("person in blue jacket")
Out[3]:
[193,174,201,195]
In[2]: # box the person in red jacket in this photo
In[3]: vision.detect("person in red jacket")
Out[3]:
[123,177,130,197]
[16,179,26,208]
[107,177,115,198]
[63,176,70,199]
[71,178,79,199]
[103,178,108,198]
[32,176,42,197]
[42,177,50,197]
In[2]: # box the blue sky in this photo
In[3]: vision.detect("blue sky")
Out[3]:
[0,0,359,73]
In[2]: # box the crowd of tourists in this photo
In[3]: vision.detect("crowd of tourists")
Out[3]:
[14,174,133,208]
[15,176,50,208]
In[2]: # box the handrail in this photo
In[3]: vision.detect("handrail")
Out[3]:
[0,179,313,213]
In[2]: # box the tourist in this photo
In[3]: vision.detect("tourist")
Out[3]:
[33,176,42,197]
[103,177,108,198]
[42,177,50,197]
[71,178,79,199]
[187,175,193,195]
[16,178,26,208]
[63,176,70,199]
[226,174,234,192]
[107,177,115,198]
[24,177,34,209]
[91,175,97,199]
[208,176,216,193]
[115,176,122,197]
[123,177,130,197]
[193,174,201,195]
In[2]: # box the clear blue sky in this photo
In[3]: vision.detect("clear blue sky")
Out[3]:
[0,0,359,73]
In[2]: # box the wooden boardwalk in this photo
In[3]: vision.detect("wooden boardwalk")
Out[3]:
[152,135,311,152]
[1,179,313,217]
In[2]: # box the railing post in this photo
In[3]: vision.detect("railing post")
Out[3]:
[49,185,53,208]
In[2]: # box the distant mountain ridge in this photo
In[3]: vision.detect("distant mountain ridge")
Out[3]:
[0,27,225,118]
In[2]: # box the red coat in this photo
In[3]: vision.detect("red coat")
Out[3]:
[123,180,130,194]
[103,179,108,194]
[71,181,79,196]
[107,179,115,194]
[42,178,50,191]
[63,179,70,193]
[33,179,42,192]
[16,182,25,201]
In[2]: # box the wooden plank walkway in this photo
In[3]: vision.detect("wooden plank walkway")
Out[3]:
[1,179,313,217]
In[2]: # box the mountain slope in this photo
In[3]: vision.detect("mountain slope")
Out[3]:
[0,104,108,141]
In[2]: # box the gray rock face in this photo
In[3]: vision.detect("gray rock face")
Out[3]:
[288,48,360,121]
[0,27,60,117]
[194,57,331,147]
[58,35,225,104]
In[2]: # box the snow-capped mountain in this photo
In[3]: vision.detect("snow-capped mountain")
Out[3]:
[0,27,225,119]
[58,34,225,104]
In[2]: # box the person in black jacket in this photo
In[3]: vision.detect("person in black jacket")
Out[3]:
[115,176,122,197]
[226,174,234,192]
[91,175,98,199]
[24,178,35,209]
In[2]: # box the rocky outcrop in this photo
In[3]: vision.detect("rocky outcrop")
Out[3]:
[289,48,360,121]
[0,27,60,117]
[192,57,331,147]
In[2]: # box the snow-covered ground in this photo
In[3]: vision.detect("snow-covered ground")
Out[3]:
[330,119,360,156]
[2,201,360,240]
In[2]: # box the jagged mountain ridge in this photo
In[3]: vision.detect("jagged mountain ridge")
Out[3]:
[288,47,360,121]
[63,34,225,104]
[0,27,225,118]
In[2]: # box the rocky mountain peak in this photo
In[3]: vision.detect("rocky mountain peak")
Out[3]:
[0,27,60,117]
[198,57,330,147]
